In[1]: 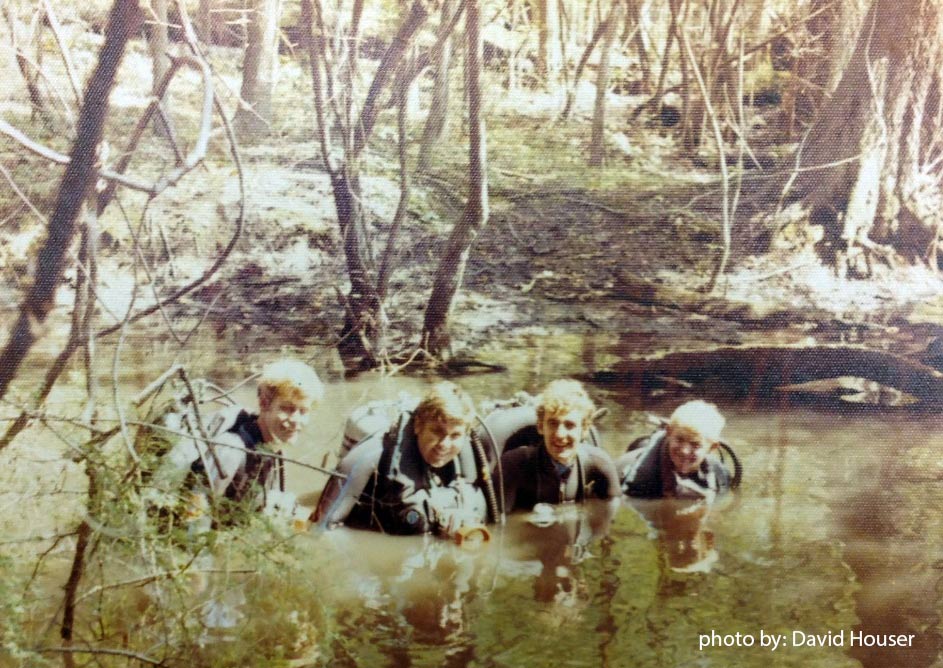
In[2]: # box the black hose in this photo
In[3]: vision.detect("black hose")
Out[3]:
[474,417,505,525]
[717,441,743,489]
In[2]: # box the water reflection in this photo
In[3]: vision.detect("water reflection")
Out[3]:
[627,497,718,574]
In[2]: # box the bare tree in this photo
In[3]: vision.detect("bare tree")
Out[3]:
[535,0,562,85]
[417,0,458,173]
[144,0,175,138]
[560,11,606,121]
[0,0,143,404]
[422,0,487,357]
[234,0,283,139]
[300,0,432,366]
[588,1,623,166]
[783,0,943,278]
[626,0,652,92]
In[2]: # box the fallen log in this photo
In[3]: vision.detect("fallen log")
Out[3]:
[589,344,943,405]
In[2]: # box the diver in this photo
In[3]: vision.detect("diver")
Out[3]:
[495,379,620,512]
[150,358,323,523]
[316,382,497,538]
[618,400,739,500]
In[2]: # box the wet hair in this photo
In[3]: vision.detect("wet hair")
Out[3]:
[257,358,324,408]
[536,379,596,427]
[414,381,476,428]
[668,400,725,443]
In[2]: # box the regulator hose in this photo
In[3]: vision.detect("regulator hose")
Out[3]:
[472,419,505,525]
[717,441,743,490]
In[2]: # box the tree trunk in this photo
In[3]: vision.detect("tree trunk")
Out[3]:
[422,0,488,358]
[144,0,173,138]
[332,170,387,364]
[535,0,562,86]
[588,2,621,166]
[626,0,652,92]
[786,0,943,278]
[417,0,457,173]
[641,0,679,117]
[560,13,606,120]
[0,0,140,404]
[197,0,214,43]
[234,0,282,140]
[782,0,870,136]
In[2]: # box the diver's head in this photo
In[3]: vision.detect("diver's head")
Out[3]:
[665,400,725,475]
[414,382,476,468]
[256,358,323,444]
[536,379,596,466]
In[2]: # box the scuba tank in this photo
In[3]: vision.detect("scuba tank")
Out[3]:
[340,394,420,457]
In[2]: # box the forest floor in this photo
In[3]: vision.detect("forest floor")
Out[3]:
[4,33,943,404]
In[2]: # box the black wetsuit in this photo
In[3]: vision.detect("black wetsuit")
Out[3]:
[499,442,620,511]
[617,430,731,499]
[321,414,488,535]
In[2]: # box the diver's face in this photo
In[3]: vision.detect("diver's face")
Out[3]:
[666,426,711,475]
[416,418,469,468]
[259,395,311,444]
[538,408,585,466]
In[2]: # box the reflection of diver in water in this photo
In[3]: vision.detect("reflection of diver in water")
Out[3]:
[514,500,617,605]
[393,538,479,646]
[627,497,718,574]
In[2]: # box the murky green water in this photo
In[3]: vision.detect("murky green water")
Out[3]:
[3,331,943,667]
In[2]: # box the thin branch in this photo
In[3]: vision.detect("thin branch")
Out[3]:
[76,567,257,602]
[180,282,223,346]
[176,366,224,477]
[133,421,346,479]
[40,0,83,107]
[681,30,729,291]
[0,50,213,199]
[131,363,183,406]
[97,14,244,337]
[353,0,431,156]
[300,0,336,176]
[0,117,70,164]
[0,531,78,546]
[112,234,141,463]
[33,646,163,667]
[377,61,412,300]
[23,532,70,596]
[120,199,186,345]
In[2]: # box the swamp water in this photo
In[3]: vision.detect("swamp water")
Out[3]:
[3,332,943,668]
